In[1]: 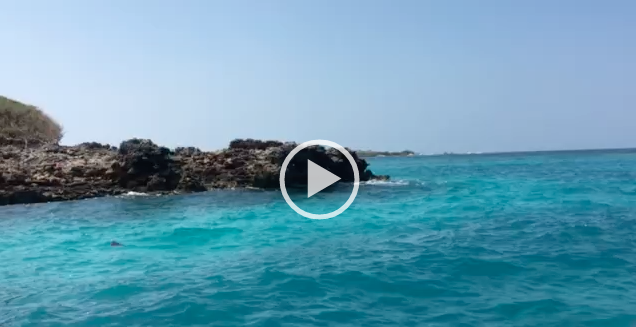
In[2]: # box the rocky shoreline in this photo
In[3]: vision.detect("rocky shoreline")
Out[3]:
[0,138,389,206]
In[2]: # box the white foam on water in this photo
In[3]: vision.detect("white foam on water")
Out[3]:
[359,179,411,187]
[124,191,149,196]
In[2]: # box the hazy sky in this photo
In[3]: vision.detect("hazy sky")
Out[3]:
[1,0,634,153]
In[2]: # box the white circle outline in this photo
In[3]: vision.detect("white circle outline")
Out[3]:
[279,139,360,220]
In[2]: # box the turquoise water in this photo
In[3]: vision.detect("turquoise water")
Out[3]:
[2,151,636,326]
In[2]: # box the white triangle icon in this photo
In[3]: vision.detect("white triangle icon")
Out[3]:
[307,160,341,198]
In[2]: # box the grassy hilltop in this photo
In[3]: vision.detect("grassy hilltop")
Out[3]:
[0,95,63,144]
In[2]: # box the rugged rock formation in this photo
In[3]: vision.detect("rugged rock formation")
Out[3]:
[0,138,388,206]
[116,139,184,192]
[228,138,284,150]
[0,140,121,205]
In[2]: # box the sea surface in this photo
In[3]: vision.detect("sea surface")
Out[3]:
[2,150,636,326]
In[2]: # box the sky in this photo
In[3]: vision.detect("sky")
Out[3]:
[1,0,635,153]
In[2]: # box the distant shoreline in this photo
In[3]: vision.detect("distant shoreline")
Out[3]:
[356,150,415,158]
[359,147,636,159]
[424,148,636,157]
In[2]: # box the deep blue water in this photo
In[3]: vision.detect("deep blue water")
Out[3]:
[2,151,636,326]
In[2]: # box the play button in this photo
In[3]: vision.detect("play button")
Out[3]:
[307,160,341,198]
[280,140,360,220]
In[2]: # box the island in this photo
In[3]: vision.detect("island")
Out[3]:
[0,95,389,206]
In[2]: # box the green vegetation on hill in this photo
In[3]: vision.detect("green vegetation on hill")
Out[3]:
[0,95,63,143]
[357,150,415,157]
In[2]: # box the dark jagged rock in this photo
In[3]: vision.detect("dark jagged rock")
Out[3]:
[0,138,389,206]
[116,139,181,192]
[76,142,114,151]
[177,171,206,192]
[174,146,202,156]
[228,138,284,150]
[0,136,48,149]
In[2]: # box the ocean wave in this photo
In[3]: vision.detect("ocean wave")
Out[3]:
[361,179,411,186]
[124,191,150,196]
[4,152,636,326]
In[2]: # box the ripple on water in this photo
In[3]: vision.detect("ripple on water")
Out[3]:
[2,152,636,326]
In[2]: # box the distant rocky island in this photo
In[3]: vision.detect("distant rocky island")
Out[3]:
[0,96,389,206]
[356,150,416,157]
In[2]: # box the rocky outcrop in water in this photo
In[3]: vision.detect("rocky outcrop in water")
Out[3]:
[0,137,387,206]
